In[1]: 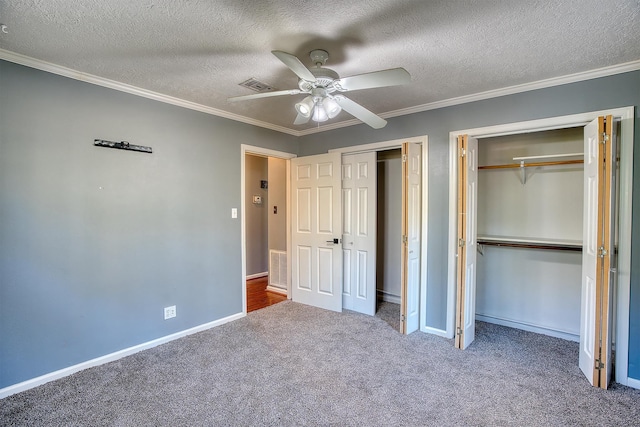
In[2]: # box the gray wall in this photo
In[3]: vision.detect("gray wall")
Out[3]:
[244,154,268,275]
[0,60,297,388]
[267,157,287,253]
[298,70,640,380]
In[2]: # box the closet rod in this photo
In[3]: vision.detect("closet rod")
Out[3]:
[513,152,583,161]
[477,239,582,252]
[478,159,584,170]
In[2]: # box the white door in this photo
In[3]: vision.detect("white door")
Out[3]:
[580,116,615,388]
[455,135,478,349]
[401,142,422,334]
[291,152,343,312]
[342,152,377,315]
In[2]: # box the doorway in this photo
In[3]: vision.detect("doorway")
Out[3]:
[240,145,296,314]
[288,136,428,334]
[244,153,288,311]
[375,149,402,330]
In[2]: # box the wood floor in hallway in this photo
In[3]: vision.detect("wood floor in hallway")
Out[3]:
[246,276,287,312]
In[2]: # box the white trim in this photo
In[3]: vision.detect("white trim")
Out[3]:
[627,377,640,390]
[0,312,244,399]
[3,48,638,137]
[266,285,287,295]
[297,60,640,136]
[377,290,401,305]
[241,145,297,314]
[422,326,450,338]
[380,60,640,121]
[246,272,268,280]
[0,49,299,137]
[614,107,635,386]
[329,136,427,154]
[476,314,579,343]
[419,139,430,337]
[446,106,634,385]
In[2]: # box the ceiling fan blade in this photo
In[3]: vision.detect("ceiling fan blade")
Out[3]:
[272,50,317,83]
[228,89,301,102]
[335,68,410,92]
[334,96,387,129]
[293,113,311,125]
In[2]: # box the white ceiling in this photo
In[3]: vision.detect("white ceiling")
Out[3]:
[1,0,639,135]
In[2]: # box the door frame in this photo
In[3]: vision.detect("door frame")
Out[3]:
[446,106,634,386]
[240,145,296,314]
[329,135,428,330]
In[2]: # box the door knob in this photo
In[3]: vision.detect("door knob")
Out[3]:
[326,238,340,244]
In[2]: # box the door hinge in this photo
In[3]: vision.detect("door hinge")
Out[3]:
[456,327,463,336]
[402,154,407,162]
[599,246,608,258]
[601,132,609,144]
[459,148,466,157]
[595,359,604,370]
[403,235,408,244]
[401,314,406,322]
[458,238,465,247]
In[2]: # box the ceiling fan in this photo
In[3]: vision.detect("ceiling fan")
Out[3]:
[228,50,411,129]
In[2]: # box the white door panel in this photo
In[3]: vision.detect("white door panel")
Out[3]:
[580,116,615,388]
[342,152,376,315]
[455,135,478,349]
[463,136,478,348]
[291,152,343,312]
[402,142,421,334]
[580,118,599,384]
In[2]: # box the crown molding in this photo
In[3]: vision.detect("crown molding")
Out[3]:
[380,59,640,120]
[0,49,301,137]
[2,49,639,137]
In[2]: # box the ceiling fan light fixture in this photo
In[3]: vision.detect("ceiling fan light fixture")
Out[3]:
[312,103,329,122]
[295,96,315,118]
[322,96,341,118]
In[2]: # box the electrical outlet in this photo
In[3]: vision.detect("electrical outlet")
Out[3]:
[164,305,176,320]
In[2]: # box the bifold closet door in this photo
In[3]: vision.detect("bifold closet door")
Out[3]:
[580,115,615,389]
[342,152,377,316]
[401,142,422,334]
[291,152,343,312]
[455,134,478,349]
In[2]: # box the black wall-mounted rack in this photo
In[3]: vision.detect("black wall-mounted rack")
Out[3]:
[94,139,152,153]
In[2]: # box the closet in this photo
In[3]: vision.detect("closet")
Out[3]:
[375,149,403,326]
[475,128,584,341]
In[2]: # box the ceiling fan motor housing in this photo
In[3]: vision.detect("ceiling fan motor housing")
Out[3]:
[298,67,340,92]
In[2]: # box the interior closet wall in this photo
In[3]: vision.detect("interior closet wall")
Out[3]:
[267,157,286,253]
[476,128,584,340]
[376,149,402,304]
[245,154,268,276]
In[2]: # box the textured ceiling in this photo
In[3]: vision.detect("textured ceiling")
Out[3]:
[1,0,639,134]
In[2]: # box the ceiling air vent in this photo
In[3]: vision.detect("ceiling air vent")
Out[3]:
[239,78,274,93]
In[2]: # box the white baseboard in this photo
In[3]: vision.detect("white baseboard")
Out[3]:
[266,285,287,296]
[0,311,245,399]
[476,314,579,342]
[246,272,268,280]
[627,377,640,390]
[377,290,401,305]
[421,326,452,339]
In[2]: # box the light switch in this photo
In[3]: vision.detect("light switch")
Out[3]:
[231,208,238,219]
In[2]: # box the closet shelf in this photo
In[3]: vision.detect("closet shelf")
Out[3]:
[478,159,583,170]
[477,236,582,252]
